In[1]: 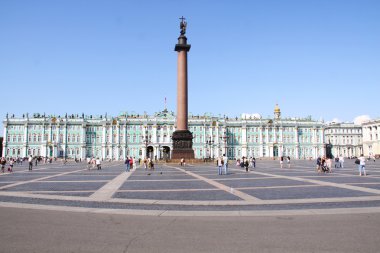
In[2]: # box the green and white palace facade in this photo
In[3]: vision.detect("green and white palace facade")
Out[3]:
[2,105,327,160]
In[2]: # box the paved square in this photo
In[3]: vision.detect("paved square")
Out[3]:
[0,159,380,215]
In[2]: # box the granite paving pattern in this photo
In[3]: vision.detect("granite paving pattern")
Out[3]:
[0,160,380,214]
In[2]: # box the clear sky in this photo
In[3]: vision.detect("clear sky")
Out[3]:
[1,0,379,134]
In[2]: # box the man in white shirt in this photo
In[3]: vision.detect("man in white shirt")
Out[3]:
[358,154,366,176]
[339,155,344,168]
[223,154,228,175]
[28,156,33,171]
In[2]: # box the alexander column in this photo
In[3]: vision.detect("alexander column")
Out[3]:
[172,17,195,160]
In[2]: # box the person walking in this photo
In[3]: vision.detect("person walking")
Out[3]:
[244,157,249,172]
[9,159,14,173]
[133,157,137,170]
[280,156,284,169]
[96,158,101,170]
[28,155,33,171]
[339,155,344,168]
[358,154,366,176]
[316,156,321,172]
[125,157,130,172]
[1,157,6,173]
[287,156,291,168]
[143,158,147,170]
[252,157,256,168]
[217,156,223,175]
[129,157,133,171]
[223,154,228,175]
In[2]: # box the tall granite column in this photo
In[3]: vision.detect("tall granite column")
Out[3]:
[172,17,194,160]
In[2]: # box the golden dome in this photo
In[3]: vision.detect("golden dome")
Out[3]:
[274,104,281,113]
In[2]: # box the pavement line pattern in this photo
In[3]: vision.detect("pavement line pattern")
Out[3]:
[89,169,135,201]
[166,165,262,202]
[117,188,219,192]
[0,168,88,190]
[2,190,380,206]
[233,168,380,195]
[2,201,380,217]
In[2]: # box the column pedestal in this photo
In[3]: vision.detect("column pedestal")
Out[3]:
[171,130,194,159]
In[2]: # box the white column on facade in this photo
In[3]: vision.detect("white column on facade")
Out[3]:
[295,127,299,159]
[62,124,67,158]
[23,123,29,157]
[102,124,106,159]
[123,124,127,158]
[81,124,86,159]
[116,124,120,160]
[242,125,247,157]
[2,123,8,157]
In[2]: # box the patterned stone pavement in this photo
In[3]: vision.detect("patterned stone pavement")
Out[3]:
[1,159,380,216]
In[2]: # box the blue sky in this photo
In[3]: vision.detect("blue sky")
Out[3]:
[1,0,379,133]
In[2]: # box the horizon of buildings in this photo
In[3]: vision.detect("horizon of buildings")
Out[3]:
[2,104,379,160]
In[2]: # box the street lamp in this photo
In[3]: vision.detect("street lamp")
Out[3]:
[142,125,151,159]
[206,136,214,160]
[220,131,230,158]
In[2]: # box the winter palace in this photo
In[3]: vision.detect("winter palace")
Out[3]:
[2,105,338,160]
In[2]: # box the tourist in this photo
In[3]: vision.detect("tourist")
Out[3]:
[287,156,291,168]
[129,157,133,171]
[339,155,344,168]
[8,159,14,173]
[280,156,284,169]
[1,157,6,173]
[223,154,228,175]
[133,157,137,169]
[217,156,223,175]
[316,156,321,172]
[334,157,339,168]
[244,157,249,172]
[28,155,33,171]
[326,157,332,173]
[125,157,130,172]
[87,157,91,170]
[252,157,256,168]
[143,158,147,170]
[358,154,366,176]
[96,158,101,170]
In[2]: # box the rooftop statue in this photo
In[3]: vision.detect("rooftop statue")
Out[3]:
[179,16,187,35]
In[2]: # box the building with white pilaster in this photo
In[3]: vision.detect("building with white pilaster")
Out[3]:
[324,122,363,158]
[362,119,380,158]
[2,105,326,160]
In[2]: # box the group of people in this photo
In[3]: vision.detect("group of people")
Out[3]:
[280,156,291,169]
[334,156,345,168]
[86,157,102,170]
[124,157,137,172]
[316,154,368,176]
[216,154,229,175]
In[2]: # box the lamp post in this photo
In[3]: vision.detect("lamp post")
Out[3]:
[220,131,230,158]
[142,125,151,159]
[206,137,214,160]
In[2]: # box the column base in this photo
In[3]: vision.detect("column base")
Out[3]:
[171,130,194,159]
